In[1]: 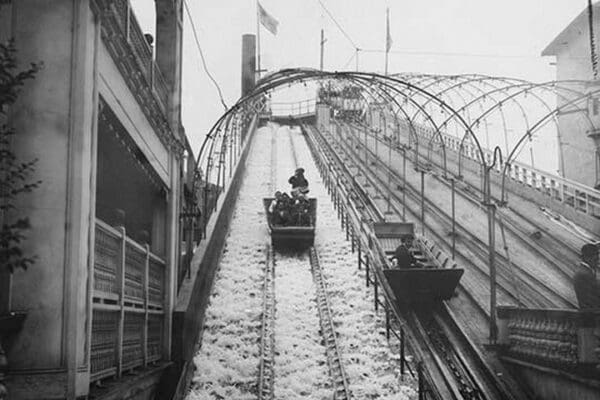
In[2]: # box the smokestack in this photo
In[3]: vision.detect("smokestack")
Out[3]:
[241,34,256,97]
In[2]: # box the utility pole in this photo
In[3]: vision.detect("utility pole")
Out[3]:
[256,1,261,80]
[385,7,391,75]
[355,48,359,71]
[320,29,327,71]
[589,0,599,80]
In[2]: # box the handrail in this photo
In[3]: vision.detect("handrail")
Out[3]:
[101,0,169,112]
[415,124,600,216]
[96,218,166,264]
[268,98,317,117]
[302,123,455,399]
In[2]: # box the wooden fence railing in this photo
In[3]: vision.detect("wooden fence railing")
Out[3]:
[91,219,166,383]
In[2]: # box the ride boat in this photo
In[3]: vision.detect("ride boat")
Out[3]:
[263,198,317,248]
[374,222,464,303]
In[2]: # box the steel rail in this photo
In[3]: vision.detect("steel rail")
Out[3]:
[308,247,353,400]
[304,122,525,400]
[258,244,276,400]
[354,120,583,279]
[301,124,452,400]
[354,119,583,280]
[337,122,576,309]
[303,123,503,399]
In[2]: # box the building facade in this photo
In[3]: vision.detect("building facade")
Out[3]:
[542,3,600,188]
[0,0,189,398]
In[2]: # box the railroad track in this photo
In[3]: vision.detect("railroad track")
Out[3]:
[258,245,276,400]
[422,309,488,400]
[308,124,496,314]
[348,121,585,280]
[302,123,519,400]
[290,126,352,399]
[334,123,575,309]
[258,126,278,400]
[308,247,352,400]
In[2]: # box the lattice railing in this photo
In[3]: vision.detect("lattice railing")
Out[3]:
[90,219,166,383]
[99,0,169,111]
[497,306,600,373]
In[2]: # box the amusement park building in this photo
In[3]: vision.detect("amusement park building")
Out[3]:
[542,2,600,188]
[0,0,197,398]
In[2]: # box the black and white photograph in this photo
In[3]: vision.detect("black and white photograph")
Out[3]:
[1,1,599,399]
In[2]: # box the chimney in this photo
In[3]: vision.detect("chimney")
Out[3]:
[241,34,256,97]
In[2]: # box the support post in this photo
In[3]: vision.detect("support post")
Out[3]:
[418,362,424,400]
[386,130,392,215]
[400,328,406,376]
[451,178,456,259]
[366,257,370,287]
[256,0,261,80]
[402,149,406,221]
[385,306,390,339]
[374,275,378,311]
[420,170,425,235]
[485,168,498,343]
[320,29,325,71]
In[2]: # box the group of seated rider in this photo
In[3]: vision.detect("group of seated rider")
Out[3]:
[391,235,424,269]
[268,168,311,226]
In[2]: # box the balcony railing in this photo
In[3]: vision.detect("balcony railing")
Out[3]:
[92,0,170,119]
[414,125,600,218]
[269,98,317,117]
[91,219,166,383]
[108,0,169,111]
[497,306,600,375]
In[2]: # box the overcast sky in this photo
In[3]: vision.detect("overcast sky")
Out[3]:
[131,0,587,157]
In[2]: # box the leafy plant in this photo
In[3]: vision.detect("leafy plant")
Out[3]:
[0,39,42,273]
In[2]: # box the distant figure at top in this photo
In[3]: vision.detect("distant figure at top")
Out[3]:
[392,236,416,269]
[289,168,309,197]
[573,243,600,309]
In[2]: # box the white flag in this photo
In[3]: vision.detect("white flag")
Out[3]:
[258,2,279,35]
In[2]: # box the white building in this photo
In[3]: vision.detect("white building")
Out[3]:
[542,2,600,188]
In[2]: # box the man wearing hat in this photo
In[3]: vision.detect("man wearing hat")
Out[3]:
[573,243,600,309]
[289,167,309,198]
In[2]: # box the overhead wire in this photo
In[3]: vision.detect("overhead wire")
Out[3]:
[360,48,589,60]
[342,52,356,70]
[183,0,229,110]
[316,0,359,50]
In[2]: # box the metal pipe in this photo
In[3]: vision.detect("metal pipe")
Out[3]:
[374,275,378,311]
[420,170,425,235]
[387,123,392,215]
[451,178,456,259]
[366,256,370,287]
[400,328,406,376]
[402,148,406,221]
[485,167,498,343]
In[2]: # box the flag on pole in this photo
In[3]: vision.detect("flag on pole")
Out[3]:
[258,2,279,35]
[386,8,393,52]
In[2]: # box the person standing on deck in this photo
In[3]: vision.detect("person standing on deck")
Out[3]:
[573,243,600,309]
[289,168,309,197]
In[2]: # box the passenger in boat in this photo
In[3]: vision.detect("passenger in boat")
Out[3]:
[391,236,416,269]
[291,196,311,226]
[268,191,283,214]
[269,191,291,225]
[289,168,309,197]
[573,243,600,309]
